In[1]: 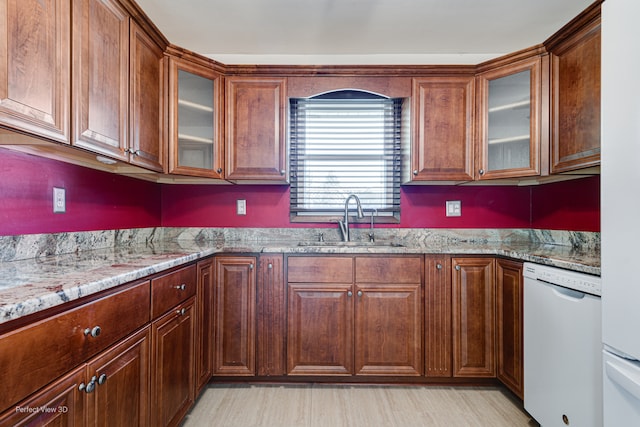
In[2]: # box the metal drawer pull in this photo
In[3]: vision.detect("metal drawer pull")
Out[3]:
[176,308,186,316]
[79,376,97,393]
[357,290,363,297]
[347,290,353,297]
[174,284,186,290]
[268,263,273,269]
[98,373,107,385]
[436,263,442,270]
[84,326,101,338]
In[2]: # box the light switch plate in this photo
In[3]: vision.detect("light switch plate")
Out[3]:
[446,200,461,217]
[53,187,66,213]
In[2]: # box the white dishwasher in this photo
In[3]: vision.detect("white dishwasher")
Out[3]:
[523,262,602,427]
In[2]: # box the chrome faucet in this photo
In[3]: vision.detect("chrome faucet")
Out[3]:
[338,194,364,242]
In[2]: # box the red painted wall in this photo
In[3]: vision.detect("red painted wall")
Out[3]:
[0,148,161,235]
[0,148,600,236]
[531,175,600,231]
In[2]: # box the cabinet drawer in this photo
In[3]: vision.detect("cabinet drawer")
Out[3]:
[355,256,422,284]
[151,264,197,319]
[0,280,150,413]
[287,256,353,283]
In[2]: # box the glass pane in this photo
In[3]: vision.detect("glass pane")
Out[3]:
[487,69,531,171]
[177,70,214,170]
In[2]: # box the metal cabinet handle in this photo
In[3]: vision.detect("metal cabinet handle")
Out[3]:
[347,290,353,297]
[357,290,363,297]
[479,169,485,176]
[174,284,186,290]
[84,326,101,338]
[455,265,461,271]
[84,376,97,393]
[280,169,286,175]
[436,263,442,270]
[176,308,186,316]
[249,264,254,270]
[268,263,273,269]
[413,170,418,176]
[217,168,223,174]
[98,373,107,385]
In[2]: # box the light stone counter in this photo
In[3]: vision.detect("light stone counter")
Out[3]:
[0,227,600,326]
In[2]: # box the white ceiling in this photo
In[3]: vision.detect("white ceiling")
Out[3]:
[135,0,595,65]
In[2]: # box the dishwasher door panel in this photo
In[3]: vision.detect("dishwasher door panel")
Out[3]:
[524,278,602,427]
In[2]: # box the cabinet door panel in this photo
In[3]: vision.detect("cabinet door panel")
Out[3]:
[257,254,286,376]
[0,0,69,142]
[287,283,353,375]
[409,76,474,181]
[550,15,601,172]
[225,77,287,181]
[476,56,544,179]
[425,255,452,377]
[72,0,129,160]
[168,58,224,178]
[0,366,84,426]
[152,299,195,427]
[496,258,524,398]
[452,257,495,377]
[213,256,256,376]
[129,21,166,172]
[86,327,150,427]
[195,259,214,393]
[355,284,422,376]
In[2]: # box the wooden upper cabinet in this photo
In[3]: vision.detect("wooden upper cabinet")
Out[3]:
[547,4,601,173]
[129,21,166,172]
[168,57,224,178]
[72,0,129,161]
[476,55,546,180]
[452,257,495,378]
[0,0,70,143]
[407,76,475,182]
[225,77,287,182]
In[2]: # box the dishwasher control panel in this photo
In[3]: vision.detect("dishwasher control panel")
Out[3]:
[523,263,601,296]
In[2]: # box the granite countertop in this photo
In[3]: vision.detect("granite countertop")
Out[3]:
[0,231,601,327]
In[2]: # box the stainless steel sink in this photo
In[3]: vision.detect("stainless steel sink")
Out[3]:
[297,241,404,248]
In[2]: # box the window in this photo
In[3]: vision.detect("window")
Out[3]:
[289,90,402,222]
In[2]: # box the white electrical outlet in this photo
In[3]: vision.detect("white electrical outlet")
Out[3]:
[446,200,461,217]
[53,187,66,213]
[236,199,246,215]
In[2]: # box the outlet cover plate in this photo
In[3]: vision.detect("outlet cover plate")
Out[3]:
[236,199,246,215]
[446,200,461,217]
[53,187,66,213]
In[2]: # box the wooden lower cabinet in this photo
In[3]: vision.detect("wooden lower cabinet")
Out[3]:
[286,255,423,377]
[256,254,286,376]
[213,256,257,376]
[195,259,214,394]
[452,257,496,377]
[496,258,524,398]
[287,283,354,375]
[151,298,195,427]
[424,255,452,378]
[0,327,150,427]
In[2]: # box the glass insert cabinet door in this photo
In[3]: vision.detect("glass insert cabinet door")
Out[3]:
[169,58,223,178]
[476,56,543,180]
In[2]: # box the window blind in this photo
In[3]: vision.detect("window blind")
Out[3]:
[289,93,402,218]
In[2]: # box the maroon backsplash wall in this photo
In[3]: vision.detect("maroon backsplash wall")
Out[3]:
[0,148,600,236]
[0,148,162,235]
